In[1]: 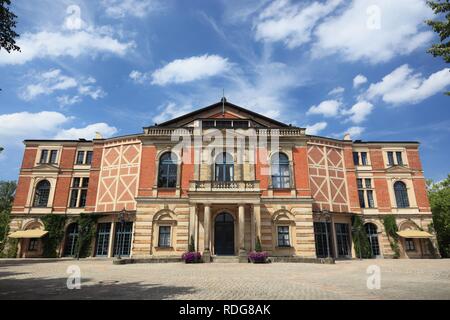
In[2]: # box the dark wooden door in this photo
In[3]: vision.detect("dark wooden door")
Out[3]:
[214,213,234,255]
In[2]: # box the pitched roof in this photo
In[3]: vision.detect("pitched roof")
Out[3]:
[149,99,291,128]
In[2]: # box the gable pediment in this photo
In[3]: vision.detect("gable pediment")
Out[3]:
[152,100,291,128]
[33,163,60,172]
[386,165,412,173]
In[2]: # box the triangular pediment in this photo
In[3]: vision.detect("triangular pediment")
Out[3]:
[386,165,412,173]
[33,163,60,172]
[152,100,290,128]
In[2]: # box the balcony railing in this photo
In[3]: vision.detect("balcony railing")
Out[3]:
[189,180,260,192]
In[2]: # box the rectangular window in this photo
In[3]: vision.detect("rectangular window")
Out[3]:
[216,120,232,128]
[360,152,368,165]
[49,150,58,163]
[387,151,394,166]
[85,151,93,165]
[277,226,290,247]
[69,177,89,208]
[367,190,374,208]
[405,238,415,251]
[158,226,171,247]
[396,152,403,165]
[357,178,375,208]
[76,151,85,164]
[202,120,215,128]
[28,239,38,251]
[353,152,359,165]
[39,150,48,163]
[233,121,249,129]
[358,190,365,208]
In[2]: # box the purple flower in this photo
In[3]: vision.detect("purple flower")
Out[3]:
[182,251,202,263]
[248,251,268,263]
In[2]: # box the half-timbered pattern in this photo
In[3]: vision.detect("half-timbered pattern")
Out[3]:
[9,100,438,260]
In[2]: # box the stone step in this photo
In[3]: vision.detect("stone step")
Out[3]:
[212,256,240,263]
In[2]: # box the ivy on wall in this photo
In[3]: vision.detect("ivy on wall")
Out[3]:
[382,214,400,258]
[351,215,372,259]
[75,214,99,258]
[41,215,67,258]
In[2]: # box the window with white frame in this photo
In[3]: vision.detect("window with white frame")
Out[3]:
[75,150,93,165]
[158,226,171,247]
[277,226,290,247]
[69,177,89,208]
[39,149,58,164]
[353,151,369,166]
[357,178,375,208]
[386,151,405,166]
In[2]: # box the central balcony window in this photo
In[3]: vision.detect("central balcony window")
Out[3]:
[215,152,234,182]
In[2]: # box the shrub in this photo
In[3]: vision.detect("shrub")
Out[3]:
[182,251,201,263]
[248,251,269,263]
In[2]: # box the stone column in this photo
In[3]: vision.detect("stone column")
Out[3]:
[108,221,115,258]
[189,204,197,251]
[238,204,246,259]
[253,204,261,247]
[203,204,211,262]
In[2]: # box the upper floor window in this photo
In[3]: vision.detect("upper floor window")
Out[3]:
[394,181,409,208]
[202,119,249,129]
[357,178,375,208]
[69,177,89,208]
[33,180,50,207]
[158,152,178,188]
[215,152,234,182]
[353,151,368,166]
[75,150,93,165]
[387,151,405,167]
[271,153,290,189]
[39,149,58,164]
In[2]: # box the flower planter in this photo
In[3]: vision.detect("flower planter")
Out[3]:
[181,251,202,263]
[248,251,269,263]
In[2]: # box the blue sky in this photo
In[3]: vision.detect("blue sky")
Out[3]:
[0,0,449,181]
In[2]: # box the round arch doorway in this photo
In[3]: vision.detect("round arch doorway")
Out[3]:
[214,212,235,255]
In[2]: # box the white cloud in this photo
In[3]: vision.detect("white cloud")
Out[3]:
[19,69,106,106]
[342,101,374,124]
[346,126,365,137]
[328,86,345,96]
[365,65,450,105]
[129,70,150,84]
[353,74,368,88]
[0,26,134,65]
[313,0,434,63]
[54,123,117,140]
[254,0,342,48]
[305,122,327,135]
[101,0,161,18]
[307,99,341,117]
[151,54,231,85]
[0,111,70,141]
[152,102,194,124]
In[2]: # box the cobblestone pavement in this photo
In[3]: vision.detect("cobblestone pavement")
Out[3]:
[0,258,449,299]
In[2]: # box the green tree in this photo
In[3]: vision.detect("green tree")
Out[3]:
[426,0,450,95]
[382,214,400,258]
[428,174,450,257]
[0,0,20,53]
[351,215,372,259]
[0,180,17,255]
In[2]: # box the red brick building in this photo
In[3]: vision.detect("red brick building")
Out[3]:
[9,100,437,260]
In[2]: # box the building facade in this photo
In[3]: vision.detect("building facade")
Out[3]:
[9,100,438,260]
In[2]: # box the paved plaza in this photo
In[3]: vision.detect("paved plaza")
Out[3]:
[0,258,449,300]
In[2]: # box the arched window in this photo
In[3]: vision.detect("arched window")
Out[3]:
[158,152,178,188]
[64,223,79,257]
[215,152,234,182]
[33,180,50,207]
[271,153,290,189]
[394,181,409,208]
[365,223,380,257]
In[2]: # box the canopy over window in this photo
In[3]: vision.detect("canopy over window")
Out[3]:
[396,230,432,239]
[8,230,48,239]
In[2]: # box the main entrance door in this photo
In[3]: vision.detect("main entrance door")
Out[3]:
[214,213,234,255]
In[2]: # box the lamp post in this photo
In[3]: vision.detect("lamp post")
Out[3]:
[116,208,128,260]
[320,209,331,259]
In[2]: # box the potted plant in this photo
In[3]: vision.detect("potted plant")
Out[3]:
[248,236,269,263]
[181,235,202,263]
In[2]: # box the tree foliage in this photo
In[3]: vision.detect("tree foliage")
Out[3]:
[426,0,450,95]
[0,180,16,255]
[382,214,400,258]
[0,0,20,53]
[351,215,372,259]
[428,174,450,257]
[75,214,98,258]
[41,215,67,258]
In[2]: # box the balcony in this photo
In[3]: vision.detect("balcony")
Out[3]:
[189,180,260,192]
